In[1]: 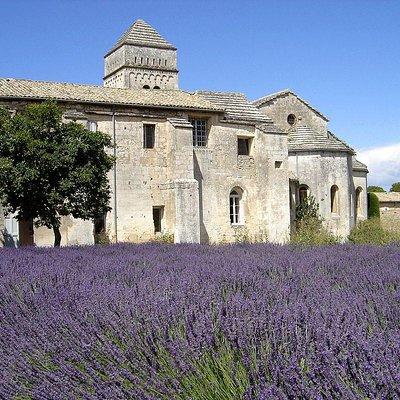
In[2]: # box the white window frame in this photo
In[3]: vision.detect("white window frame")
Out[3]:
[230,189,243,225]
[87,121,97,132]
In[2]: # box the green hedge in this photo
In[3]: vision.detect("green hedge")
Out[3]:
[349,218,400,245]
[367,192,380,219]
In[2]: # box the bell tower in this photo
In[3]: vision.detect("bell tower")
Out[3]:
[104,19,178,90]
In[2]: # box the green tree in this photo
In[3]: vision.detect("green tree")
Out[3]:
[295,195,319,221]
[0,101,114,246]
[292,195,337,245]
[367,186,385,193]
[367,192,380,219]
[390,182,400,192]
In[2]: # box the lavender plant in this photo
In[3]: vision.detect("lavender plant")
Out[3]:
[0,243,399,399]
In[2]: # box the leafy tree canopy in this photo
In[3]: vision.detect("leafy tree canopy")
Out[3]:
[367,186,385,193]
[0,101,114,246]
[390,182,400,192]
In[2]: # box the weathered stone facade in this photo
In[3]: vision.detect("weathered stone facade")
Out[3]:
[254,91,368,238]
[0,19,367,247]
[375,192,400,231]
[104,20,178,90]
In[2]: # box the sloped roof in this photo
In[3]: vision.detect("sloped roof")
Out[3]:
[253,89,329,121]
[196,91,271,123]
[0,78,223,112]
[107,19,176,55]
[352,158,369,172]
[257,122,284,135]
[167,117,193,128]
[375,192,400,203]
[288,125,354,154]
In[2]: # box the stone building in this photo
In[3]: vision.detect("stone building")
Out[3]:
[0,19,368,247]
[374,192,400,231]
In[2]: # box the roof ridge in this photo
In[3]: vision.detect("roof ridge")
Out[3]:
[196,90,247,97]
[0,78,197,95]
[253,89,292,104]
[0,77,104,89]
[327,130,354,152]
[253,89,329,122]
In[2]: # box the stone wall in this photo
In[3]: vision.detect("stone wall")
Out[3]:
[193,115,290,243]
[34,217,94,247]
[104,44,178,89]
[256,93,328,134]
[288,151,353,238]
[0,99,295,246]
[380,202,400,231]
[352,170,368,224]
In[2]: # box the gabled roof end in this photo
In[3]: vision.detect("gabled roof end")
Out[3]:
[253,89,329,122]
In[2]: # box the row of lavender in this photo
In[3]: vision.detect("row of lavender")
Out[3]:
[0,243,399,399]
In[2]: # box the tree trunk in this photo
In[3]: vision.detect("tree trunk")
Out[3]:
[53,225,61,247]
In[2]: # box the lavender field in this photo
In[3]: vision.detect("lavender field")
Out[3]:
[0,243,399,399]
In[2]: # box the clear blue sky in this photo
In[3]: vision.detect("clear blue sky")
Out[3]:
[1,0,399,154]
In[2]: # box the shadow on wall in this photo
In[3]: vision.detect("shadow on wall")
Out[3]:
[1,228,18,248]
[194,154,209,244]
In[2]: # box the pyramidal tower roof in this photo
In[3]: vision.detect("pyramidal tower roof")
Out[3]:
[107,19,176,55]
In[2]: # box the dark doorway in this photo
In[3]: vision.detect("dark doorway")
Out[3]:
[153,207,163,233]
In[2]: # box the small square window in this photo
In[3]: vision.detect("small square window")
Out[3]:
[238,138,251,156]
[143,124,155,149]
[275,161,283,168]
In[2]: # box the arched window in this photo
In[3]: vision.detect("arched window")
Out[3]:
[153,86,160,89]
[287,114,296,126]
[143,85,150,89]
[330,185,339,214]
[298,185,309,204]
[230,188,243,225]
[355,187,362,218]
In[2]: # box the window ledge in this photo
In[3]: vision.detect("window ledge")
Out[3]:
[231,223,245,228]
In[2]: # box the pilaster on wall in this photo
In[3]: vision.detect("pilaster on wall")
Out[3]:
[167,119,200,243]
[174,179,200,243]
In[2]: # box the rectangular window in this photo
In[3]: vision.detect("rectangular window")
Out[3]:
[238,138,251,156]
[190,118,208,147]
[153,206,164,233]
[87,121,97,132]
[230,195,240,224]
[143,124,155,148]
